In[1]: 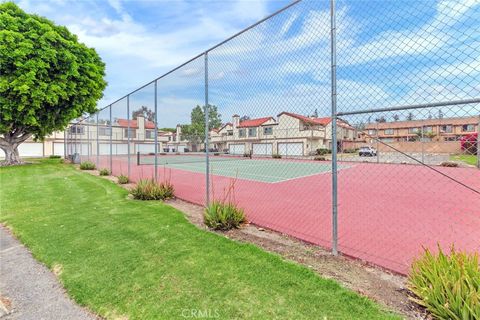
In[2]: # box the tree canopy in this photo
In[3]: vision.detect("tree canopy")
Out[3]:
[181,105,221,144]
[132,106,155,122]
[0,2,106,164]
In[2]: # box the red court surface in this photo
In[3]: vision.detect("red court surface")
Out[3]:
[95,155,480,275]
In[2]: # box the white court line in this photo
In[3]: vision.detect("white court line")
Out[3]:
[160,160,356,184]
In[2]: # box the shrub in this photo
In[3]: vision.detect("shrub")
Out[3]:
[440,162,459,167]
[314,156,326,161]
[461,133,478,155]
[79,161,96,170]
[343,148,357,153]
[408,246,480,320]
[99,168,110,176]
[117,175,129,184]
[204,201,246,230]
[316,148,331,155]
[49,155,61,159]
[130,179,174,200]
[272,154,282,159]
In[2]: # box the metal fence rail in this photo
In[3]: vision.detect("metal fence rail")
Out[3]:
[66,0,480,274]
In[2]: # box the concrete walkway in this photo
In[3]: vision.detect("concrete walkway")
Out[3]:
[0,225,97,320]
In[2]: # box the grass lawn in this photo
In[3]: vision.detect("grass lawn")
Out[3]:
[450,154,478,166]
[0,159,398,319]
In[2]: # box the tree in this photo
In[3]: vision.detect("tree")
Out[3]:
[132,106,155,122]
[240,115,250,122]
[406,112,414,121]
[0,3,106,165]
[181,105,221,145]
[392,114,400,121]
[375,116,386,123]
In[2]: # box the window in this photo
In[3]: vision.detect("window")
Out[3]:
[69,125,84,134]
[368,129,377,135]
[239,129,246,137]
[248,128,257,137]
[384,129,394,135]
[409,127,420,134]
[440,125,452,133]
[99,127,111,136]
[462,124,475,132]
[423,126,433,133]
[263,127,273,135]
[146,130,155,139]
[380,138,394,143]
[124,128,136,138]
[227,130,233,136]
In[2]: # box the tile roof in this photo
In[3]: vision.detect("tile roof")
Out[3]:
[116,119,156,129]
[237,117,274,128]
[364,116,478,129]
[278,112,332,126]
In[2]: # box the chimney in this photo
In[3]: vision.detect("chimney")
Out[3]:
[232,114,240,129]
[176,124,181,142]
[137,115,145,133]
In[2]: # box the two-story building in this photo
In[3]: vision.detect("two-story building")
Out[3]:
[210,112,357,156]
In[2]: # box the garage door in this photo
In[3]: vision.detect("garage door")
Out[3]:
[278,143,303,156]
[113,144,128,155]
[68,143,90,155]
[136,143,157,154]
[252,143,272,155]
[99,143,110,155]
[229,144,245,155]
[18,143,43,157]
[53,143,65,156]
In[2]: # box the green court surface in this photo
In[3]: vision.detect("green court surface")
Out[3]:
[139,155,349,183]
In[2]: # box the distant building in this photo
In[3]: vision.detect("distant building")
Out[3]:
[209,112,357,156]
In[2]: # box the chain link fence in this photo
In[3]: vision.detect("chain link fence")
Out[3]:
[66,0,480,274]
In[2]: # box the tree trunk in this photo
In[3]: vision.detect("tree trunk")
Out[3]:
[1,144,22,165]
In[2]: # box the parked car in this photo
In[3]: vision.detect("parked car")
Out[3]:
[358,146,377,157]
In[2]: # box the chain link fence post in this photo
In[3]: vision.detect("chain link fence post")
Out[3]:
[109,104,112,173]
[154,80,158,182]
[127,95,131,179]
[330,0,338,256]
[204,52,210,207]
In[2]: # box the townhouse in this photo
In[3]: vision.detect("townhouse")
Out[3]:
[362,116,479,143]
[209,112,357,156]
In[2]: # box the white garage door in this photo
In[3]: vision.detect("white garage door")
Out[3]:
[252,143,272,155]
[18,143,43,157]
[136,143,156,154]
[278,143,303,156]
[229,144,245,155]
[113,144,128,155]
[99,143,110,155]
[53,143,65,156]
[68,143,90,155]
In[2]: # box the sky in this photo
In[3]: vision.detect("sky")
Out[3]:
[16,0,480,127]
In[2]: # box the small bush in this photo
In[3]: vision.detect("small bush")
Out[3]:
[99,168,110,176]
[440,162,459,167]
[343,148,358,153]
[130,179,174,200]
[243,152,251,158]
[204,201,246,230]
[49,155,61,159]
[408,246,480,320]
[316,148,331,155]
[314,156,326,161]
[117,175,129,184]
[272,154,282,159]
[79,161,96,170]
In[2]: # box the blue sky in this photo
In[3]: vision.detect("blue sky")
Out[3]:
[17,0,480,127]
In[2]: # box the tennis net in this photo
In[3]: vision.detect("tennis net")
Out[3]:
[136,152,250,165]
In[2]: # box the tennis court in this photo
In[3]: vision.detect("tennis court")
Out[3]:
[137,154,351,183]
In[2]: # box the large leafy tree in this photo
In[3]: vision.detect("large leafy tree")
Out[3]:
[132,106,155,122]
[181,105,221,145]
[0,2,106,164]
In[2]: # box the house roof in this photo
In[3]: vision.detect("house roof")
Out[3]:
[278,112,332,126]
[237,117,274,128]
[116,119,156,129]
[364,116,478,130]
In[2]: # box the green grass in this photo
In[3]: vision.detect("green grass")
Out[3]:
[0,159,398,319]
[450,154,478,166]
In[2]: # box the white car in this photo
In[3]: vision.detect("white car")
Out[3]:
[359,146,377,157]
